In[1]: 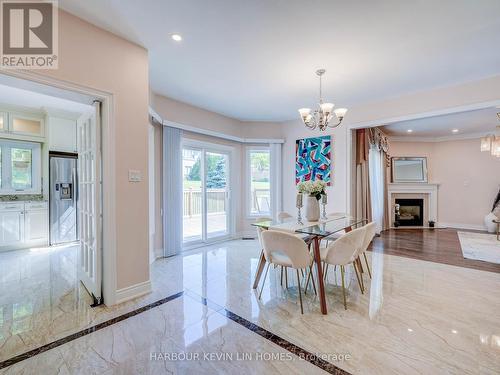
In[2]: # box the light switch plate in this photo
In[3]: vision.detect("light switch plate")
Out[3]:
[128,169,142,182]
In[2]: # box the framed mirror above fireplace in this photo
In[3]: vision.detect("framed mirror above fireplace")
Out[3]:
[391,157,428,183]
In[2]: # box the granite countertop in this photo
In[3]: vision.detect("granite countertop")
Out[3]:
[0,195,46,202]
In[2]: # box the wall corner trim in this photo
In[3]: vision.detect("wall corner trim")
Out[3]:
[114,280,152,305]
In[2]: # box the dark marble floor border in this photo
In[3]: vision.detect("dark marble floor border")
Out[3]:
[2,288,351,375]
[0,291,185,370]
[185,290,351,375]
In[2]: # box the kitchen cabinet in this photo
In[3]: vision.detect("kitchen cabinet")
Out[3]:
[25,202,49,242]
[48,116,77,153]
[9,112,45,139]
[0,203,24,246]
[0,107,46,142]
[0,201,48,250]
[0,111,6,132]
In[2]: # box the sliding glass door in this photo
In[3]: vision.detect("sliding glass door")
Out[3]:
[182,144,231,245]
[182,148,203,242]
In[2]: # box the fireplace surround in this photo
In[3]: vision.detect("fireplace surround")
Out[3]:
[388,183,439,228]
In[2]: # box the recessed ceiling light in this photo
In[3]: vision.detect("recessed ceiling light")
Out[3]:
[407,129,413,133]
[407,328,413,332]
[452,330,458,334]
[452,129,459,133]
[171,33,182,42]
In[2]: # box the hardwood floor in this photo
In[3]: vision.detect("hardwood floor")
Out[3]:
[370,228,500,273]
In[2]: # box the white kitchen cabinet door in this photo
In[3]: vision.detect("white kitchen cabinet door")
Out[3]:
[48,117,77,153]
[25,209,48,242]
[0,210,24,246]
[9,112,45,139]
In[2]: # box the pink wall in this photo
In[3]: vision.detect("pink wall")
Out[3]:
[152,94,283,139]
[38,10,150,291]
[390,139,500,228]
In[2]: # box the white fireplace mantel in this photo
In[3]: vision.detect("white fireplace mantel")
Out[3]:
[387,183,439,224]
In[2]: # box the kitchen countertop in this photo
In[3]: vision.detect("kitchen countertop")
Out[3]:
[0,195,46,202]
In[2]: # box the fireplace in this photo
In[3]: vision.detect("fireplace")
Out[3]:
[395,198,424,226]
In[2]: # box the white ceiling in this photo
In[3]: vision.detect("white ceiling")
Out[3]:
[381,107,500,138]
[59,0,500,121]
[0,83,93,115]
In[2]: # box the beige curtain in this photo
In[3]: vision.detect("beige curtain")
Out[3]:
[381,149,390,231]
[355,129,372,222]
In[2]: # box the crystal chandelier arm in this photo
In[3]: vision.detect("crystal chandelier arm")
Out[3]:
[303,116,317,130]
[325,117,343,129]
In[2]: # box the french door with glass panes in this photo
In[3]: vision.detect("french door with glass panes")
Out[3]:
[182,144,231,245]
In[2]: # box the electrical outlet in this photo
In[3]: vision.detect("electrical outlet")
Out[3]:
[128,169,142,182]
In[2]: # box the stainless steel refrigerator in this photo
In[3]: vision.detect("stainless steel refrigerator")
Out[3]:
[49,154,78,245]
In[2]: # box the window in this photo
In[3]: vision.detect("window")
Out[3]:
[0,140,41,194]
[247,148,271,216]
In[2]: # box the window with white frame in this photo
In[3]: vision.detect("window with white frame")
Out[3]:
[0,140,41,194]
[247,147,271,216]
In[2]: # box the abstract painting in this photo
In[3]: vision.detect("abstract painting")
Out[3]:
[295,135,332,185]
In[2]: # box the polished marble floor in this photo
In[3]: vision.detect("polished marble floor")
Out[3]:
[1,235,500,374]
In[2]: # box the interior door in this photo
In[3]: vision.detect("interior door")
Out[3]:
[77,101,102,305]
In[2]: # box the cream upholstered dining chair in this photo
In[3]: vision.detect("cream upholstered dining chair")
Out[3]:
[255,216,272,254]
[255,216,296,290]
[319,226,367,310]
[259,230,315,314]
[357,222,376,280]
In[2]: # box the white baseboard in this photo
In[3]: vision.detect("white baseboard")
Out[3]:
[237,230,257,239]
[115,280,152,305]
[437,222,486,231]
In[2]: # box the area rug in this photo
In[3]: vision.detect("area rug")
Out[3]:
[458,231,500,264]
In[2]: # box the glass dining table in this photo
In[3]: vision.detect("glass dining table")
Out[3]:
[251,215,366,315]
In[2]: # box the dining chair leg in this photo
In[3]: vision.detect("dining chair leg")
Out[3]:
[280,266,284,287]
[340,265,347,310]
[259,263,271,300]
[363,252,372,279]
[353,262,364,294]
[285,267,288,288]
[309,265,317,296]
[324,264,329,281]
[357,257,364,274]
[296,269,304,314]
[356,260,365,291]
[304,268,311,294]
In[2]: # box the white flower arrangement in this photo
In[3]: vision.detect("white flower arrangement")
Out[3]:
[296,180,327,200]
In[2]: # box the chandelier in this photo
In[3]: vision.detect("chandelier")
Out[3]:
[298,69,347,131]
[480,113,500,158]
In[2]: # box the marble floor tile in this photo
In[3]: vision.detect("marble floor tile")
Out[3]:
[0,296,326,375]
[1,237,500,374]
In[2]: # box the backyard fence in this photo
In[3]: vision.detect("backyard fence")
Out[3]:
[183,187,271,217]
[183,188,226,217]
